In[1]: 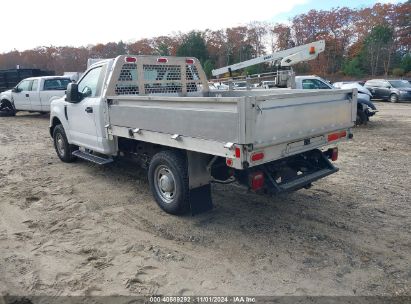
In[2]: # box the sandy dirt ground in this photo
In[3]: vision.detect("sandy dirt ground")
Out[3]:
[0,102,410,297]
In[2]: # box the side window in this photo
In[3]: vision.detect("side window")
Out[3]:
[31,80,38,91]
[312,79,331,89]
[44,80,58,90]
[375,81,385,87]
[16,80,31,91]
[302,79,316,89]
[302,79,314,90]
[44,79,71,90]
[78,66,103,98]
[302,79,331,89]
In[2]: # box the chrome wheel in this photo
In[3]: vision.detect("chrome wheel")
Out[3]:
[56,133,65,157]
[154,165,176,203]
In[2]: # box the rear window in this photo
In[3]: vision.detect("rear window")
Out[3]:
[43,78,71,90]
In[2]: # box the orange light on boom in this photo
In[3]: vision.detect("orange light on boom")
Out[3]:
[309,46,316,55]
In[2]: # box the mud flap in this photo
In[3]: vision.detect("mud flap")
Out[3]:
[189,184,213,215]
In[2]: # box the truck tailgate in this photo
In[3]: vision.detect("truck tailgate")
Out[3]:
[246,89,356,146]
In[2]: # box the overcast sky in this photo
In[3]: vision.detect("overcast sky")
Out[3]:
[0,0,402,52]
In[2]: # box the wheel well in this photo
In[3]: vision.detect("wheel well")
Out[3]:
[50,117,62,137]
[117,137,187,168]
[1,99,12,107]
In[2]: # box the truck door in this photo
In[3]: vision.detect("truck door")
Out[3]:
[29,79,41,111]
[12,79,31,110]
[66,65,104,151]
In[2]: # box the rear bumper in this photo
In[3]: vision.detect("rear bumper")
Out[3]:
[261,149,338,193]
[242,129,351,169]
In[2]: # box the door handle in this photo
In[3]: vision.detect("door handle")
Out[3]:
[85,107,93,113]
[25,93,29,97]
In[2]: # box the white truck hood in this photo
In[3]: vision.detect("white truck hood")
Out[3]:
[0,89,12,98]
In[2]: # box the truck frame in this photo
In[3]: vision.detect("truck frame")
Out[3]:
[49,55,356,215]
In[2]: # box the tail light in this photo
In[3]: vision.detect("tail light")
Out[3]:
[235,147,241,158]
[157,57,168,63]
[226,158,233,167]
[125,57,137,63]
[328,130,348,142]
[251,152,264,162]
[331,147,338,161]
[249,171,265,191]
[186,58,195,64]
[326,147,338,161]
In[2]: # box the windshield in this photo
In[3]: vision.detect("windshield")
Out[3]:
[389,80,411,88]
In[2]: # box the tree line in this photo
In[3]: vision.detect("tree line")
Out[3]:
[0,1,410,80]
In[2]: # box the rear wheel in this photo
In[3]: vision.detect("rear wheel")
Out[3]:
[390,94,398,103]
[53,124,78,163]
[148,150,189,215]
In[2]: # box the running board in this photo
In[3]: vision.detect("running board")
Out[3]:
[72,150,113,165]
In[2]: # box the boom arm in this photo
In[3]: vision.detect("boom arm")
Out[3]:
[212,40,325,77]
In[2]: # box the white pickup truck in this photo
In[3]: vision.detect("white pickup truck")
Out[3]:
[0,76,71,116]
[49,55,356,215]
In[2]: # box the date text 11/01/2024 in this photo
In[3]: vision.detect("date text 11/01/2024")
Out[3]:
[149,296,256,303]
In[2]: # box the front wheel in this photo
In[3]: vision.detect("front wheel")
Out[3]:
[53,124,78,163]
[390,94,398,103]
[356,110,368,125]
[0,100,16,117]
[148,150,189,215]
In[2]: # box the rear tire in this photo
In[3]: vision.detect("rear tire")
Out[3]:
[53,124,78,163]
[148,150,189,215]
[390,94,398,103]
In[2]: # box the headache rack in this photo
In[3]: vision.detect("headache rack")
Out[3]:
[106,55,209,97]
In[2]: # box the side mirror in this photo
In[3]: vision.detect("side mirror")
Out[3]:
[65,83,81,103]
[12,87,19,93]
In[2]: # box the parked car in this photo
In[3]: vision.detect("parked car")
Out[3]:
[333,82,377,124]
[0,76,72,116]
[294,76,376,125]
[364,79,411,102]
